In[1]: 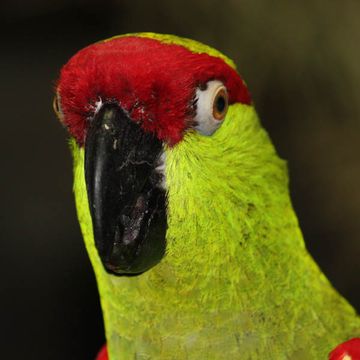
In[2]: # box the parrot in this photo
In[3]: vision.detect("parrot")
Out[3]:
[53,33,360,360]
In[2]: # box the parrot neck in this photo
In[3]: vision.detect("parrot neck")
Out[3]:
[72,104,358,359]
[96,206,357,360]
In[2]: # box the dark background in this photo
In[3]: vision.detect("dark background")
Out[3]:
[0,1,359,359]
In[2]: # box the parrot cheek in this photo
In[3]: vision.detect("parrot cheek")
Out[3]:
[84,103,167,275]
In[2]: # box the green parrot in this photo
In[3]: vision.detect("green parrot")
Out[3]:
[54,33,360,360]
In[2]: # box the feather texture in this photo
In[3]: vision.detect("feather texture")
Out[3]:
[72,103,359,359]
[67,33,359,359]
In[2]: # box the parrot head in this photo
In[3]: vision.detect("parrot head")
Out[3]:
[54,34,360,360]
[54,33,277,279]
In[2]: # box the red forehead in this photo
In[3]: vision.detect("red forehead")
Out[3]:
[57,36,251,145]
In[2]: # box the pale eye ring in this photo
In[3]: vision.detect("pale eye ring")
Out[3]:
[194,80,229,136]
[53,93,64,124]
[212,87,228,121]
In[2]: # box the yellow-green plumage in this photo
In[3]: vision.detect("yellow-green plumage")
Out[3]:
[70,34,359,359]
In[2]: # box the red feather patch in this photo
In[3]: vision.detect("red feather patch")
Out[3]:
[329,338,360,360]
[95,344,108,360]
[57,36,251,145]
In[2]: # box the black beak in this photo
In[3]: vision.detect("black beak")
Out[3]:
[84,103,167,275]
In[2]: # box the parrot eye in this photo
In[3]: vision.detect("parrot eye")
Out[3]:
[53,93,64,124]
[194,80,229,136]
[213,87,228,120]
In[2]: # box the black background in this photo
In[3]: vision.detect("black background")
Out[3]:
[0,1,359,359]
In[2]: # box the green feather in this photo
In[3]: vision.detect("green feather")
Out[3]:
[69,33,359,359]
[72,102,359,359]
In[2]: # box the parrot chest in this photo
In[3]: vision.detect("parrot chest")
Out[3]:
[100,261,359,360]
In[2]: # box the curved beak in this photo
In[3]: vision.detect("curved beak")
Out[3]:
[84,103,167,275]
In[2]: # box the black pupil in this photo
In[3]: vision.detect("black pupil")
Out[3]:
[216,95,226,113]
